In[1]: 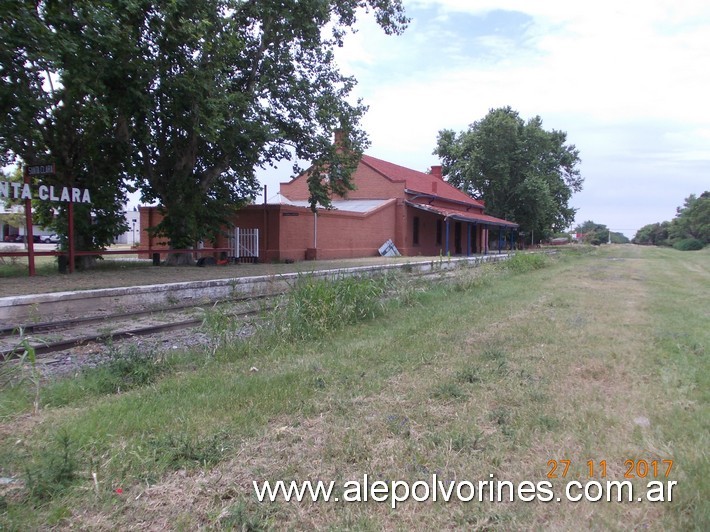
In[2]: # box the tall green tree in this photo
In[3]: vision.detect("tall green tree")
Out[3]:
[0,1,136,267]
[632,191,708,247]
[633,221,671,246]
[669,191,709,244]
[116,0,408,263]
[434,107,583,241]
[2,0,408,265]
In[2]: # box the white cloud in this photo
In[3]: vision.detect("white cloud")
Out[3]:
[370,2,705,122]
[258,1,709,235]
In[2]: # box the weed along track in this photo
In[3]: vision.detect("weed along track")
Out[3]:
[0,255,513,363]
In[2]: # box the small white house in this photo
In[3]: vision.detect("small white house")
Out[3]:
[114,209,141,245]
[0,203,27,242]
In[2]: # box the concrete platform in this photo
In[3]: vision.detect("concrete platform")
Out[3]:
[0,254,511,325]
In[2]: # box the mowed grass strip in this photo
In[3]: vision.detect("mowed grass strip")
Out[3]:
[0,247,707,530]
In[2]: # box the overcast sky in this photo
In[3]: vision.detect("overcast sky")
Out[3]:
[259,0,710,237]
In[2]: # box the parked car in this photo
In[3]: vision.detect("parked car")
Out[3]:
[12,234,47,243]
[41,234,60,244]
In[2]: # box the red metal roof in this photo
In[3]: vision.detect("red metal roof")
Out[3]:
[405,201,518,228]
[361,154,484,209]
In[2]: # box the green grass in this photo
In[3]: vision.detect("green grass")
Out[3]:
[0,254,150,278]
[0,255,58,277]
[271,274,390,341]
[0,246,707,530]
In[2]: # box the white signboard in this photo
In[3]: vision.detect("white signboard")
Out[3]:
[0,181,91,204]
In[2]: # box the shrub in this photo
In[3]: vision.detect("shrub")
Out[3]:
[502,252,549,273]
[274,275,387,341]
[25,431,78,501]
[86,347,164,394]
[149,430,231,470]
[673,238,704,251]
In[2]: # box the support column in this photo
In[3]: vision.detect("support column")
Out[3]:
[466,223,471,256]
[445,219,450,256]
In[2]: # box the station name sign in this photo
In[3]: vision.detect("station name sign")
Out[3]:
[0,180,92,204]
[27,164,56,176]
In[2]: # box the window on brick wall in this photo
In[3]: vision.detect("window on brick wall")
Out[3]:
[413,216,420,245]
[436,219,442,245]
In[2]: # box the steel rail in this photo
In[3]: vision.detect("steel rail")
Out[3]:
[0,264,475,361]
[0,306,270,360]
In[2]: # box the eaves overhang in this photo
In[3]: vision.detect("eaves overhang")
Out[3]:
[405,201,518,229]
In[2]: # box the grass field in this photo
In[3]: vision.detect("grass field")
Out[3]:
[0,245,707,530]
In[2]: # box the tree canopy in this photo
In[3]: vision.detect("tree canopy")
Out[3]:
[434,107,583,242]
[1,0,409,263]
[1,0,136,263]
[633,191,709,248]
[633,221,671,246]
[668,192,709,244]
[574,220,629,245]
[128,0,408,255]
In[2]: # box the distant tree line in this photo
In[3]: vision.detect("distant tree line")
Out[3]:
[633,192,709,250]
[573,220,630,245]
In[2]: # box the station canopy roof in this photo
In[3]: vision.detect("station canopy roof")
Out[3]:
[405,201,518,229]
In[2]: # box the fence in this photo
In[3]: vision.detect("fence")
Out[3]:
[229,227,259,263]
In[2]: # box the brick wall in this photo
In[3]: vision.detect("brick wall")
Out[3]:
[308,201,398,259]
[138,206,168,255]
[139,198,491,263]
[273,200,398,261]
[228,205,282,262]
[399,205,486,257]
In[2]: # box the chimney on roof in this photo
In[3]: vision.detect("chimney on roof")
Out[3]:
[430,165,443,180]
[334,129,351,154]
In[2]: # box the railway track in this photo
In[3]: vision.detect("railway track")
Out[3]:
[0,294,277,360]
[0,256,514,361]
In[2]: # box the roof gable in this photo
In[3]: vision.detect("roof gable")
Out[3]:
[360,154,483,208]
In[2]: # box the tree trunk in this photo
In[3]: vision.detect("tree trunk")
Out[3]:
[71,218,100,270]
[163,252,194,266]
[160,202,197,266]
[74,255,99,270]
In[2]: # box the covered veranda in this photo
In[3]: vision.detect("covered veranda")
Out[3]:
[405,201,519,256]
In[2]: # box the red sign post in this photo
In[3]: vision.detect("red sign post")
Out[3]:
[23,166,36,276]
[23,163,57,277]
[68,199,74,273]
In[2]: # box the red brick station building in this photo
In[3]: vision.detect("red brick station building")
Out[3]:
[140,153,518,262]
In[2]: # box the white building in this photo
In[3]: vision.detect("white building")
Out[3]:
[114,209,141,245]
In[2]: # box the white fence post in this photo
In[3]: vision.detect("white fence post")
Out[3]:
[230,227,259,262]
